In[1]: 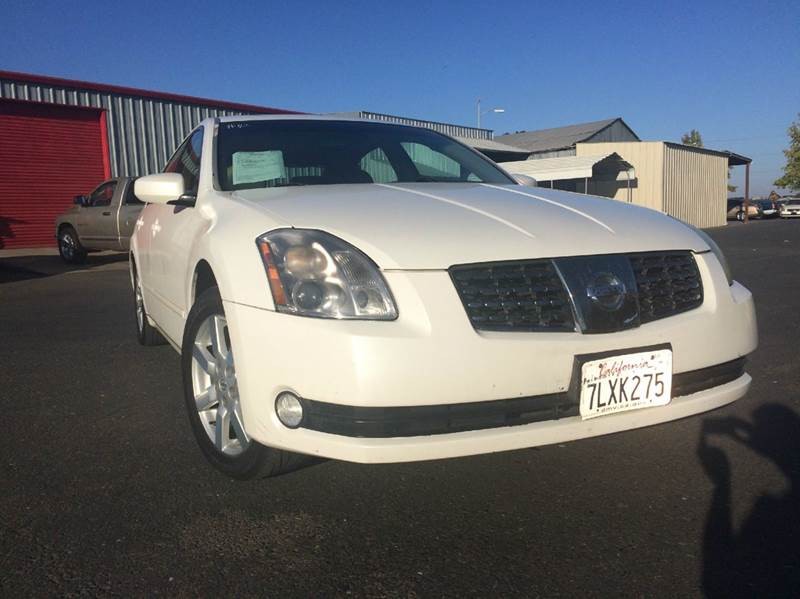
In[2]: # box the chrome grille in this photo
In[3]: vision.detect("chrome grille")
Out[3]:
[449,260,574,331]
[451,251,703,332]
[629,252,703,323]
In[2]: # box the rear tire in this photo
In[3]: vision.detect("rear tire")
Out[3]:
[736,211,745,222]
[57,226,87,264]
[133,266,166,346]
[181,287,310,480]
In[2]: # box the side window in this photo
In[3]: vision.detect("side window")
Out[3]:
[164,128,203,194]
[400,142,462,180]
[125,179,144,205]
[89,181,117,207]
[360,147,398,183]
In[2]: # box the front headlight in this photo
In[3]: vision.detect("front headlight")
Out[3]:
[256,229,398,320]
[692,226,733,286]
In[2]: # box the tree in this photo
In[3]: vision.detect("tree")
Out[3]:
[681,129,703,147]
[775,114,800,191]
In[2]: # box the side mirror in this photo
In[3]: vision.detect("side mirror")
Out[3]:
[134,173,189,205]
[74,195,89,206]
[511,173,537,187]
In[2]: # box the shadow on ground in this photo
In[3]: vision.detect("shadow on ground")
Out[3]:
[699,403,800,597]
[0,252,128,283]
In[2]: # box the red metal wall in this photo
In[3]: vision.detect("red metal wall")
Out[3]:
[0,100,108,249]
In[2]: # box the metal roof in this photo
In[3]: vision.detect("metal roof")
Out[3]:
[452,135,530,154]
[0,70,300,114]
[720,150,752,166]
[496,118,639,153]
[662,142,752,164]
[499,153,635,182]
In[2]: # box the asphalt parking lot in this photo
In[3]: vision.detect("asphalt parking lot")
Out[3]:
[1,220,798,597]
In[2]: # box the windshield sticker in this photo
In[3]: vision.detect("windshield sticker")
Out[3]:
[232,151,285,185]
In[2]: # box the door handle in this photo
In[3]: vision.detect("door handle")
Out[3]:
[102,211,111,216]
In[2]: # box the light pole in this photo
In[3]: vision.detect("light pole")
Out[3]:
[476,99,505,128]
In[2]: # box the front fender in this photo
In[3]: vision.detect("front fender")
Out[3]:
[183,194,283,313]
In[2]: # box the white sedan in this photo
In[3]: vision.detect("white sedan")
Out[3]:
[780,200,800,218]
[131,116,757,480]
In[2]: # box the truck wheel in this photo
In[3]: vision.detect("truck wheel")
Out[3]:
[181,287,309,479]
[133,268,166,346]
[57,226,87,264]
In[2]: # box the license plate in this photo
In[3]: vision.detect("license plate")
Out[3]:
[579,349,672,419]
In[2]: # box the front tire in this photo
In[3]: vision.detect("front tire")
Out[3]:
[736,211,745,222]
[181,287,308,479]
[57,226,87,264]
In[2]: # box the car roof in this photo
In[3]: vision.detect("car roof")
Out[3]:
[213,114,421,128]
[219,114,362,123]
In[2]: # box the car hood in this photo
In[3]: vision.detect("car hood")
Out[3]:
[232,183,707,270]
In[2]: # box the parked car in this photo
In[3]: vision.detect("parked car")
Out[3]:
[131,116,757,480]
[55,177,143,263]
[727,199,762,221]
[780,199,800,218]
[755,199,779,218]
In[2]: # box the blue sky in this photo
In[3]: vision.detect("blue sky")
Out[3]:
[2,0,797,195]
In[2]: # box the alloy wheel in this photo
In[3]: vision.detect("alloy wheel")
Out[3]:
[60,233,75,260]
[190,314,249,456]
[135,280,145,332]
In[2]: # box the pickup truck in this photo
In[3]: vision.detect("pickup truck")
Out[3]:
[55,177,143,263]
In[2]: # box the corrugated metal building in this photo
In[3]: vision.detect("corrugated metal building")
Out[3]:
[497,117,750,229]
[576,142,730,228]
[0,70,295,248]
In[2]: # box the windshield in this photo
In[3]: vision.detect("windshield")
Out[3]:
[215,120,514,190]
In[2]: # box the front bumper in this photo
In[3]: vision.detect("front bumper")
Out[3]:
[224,253,757,463]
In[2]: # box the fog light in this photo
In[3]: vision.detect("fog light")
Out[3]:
[275,392,304,428]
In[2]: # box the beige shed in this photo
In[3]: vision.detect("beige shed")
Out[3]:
[576,141,731,228]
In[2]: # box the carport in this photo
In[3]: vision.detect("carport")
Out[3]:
[500,153,636,201]
[723,151,754,222]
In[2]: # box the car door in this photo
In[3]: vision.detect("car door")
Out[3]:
[144,128,208,344]
[117,178,145,250]
[77,180,119,248]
